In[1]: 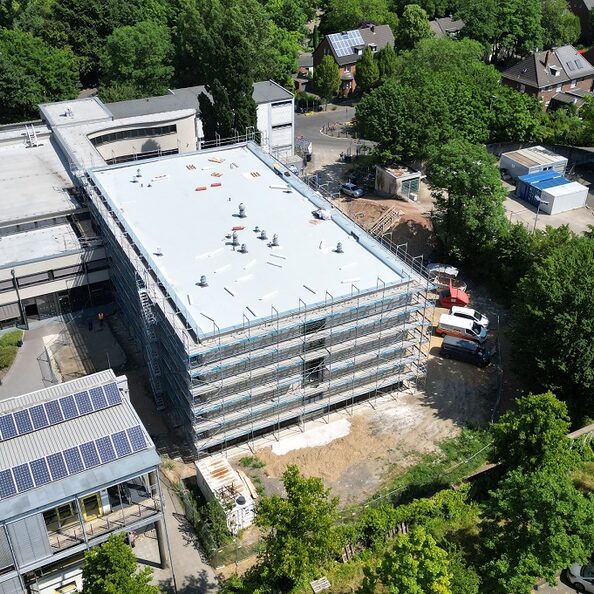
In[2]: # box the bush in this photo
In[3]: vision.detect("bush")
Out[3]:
[0,345,18,369]
[0,330,23,348]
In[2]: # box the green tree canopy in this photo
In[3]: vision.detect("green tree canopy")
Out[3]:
[490,392,578,472]
[255,465,340,588]
[82,533,160,594]
[510,235,594,413]
[457,0,543,60]
[100,20,174,99]
[265,0,308,32]
[391,0,455,19]
[482,469,594,593]
[0,27,78,123]
[540,0,580,48]
[355,47,379,92]
[426,139,507,261]
[313,55,341,106]
[359,526,453,594]
[376,44,399,80]
[396,4,432,50]
[320,0,398,35]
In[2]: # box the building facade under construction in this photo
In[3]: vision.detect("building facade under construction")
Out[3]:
[38,98,432,456]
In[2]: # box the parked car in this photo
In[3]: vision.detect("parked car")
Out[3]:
[426,263,459,278]
[567,563,594,592]
[450,306,489,329]
[438,286,469,308]
[440,336,492,367]
[340,182,364,198]
[436,314,488,343]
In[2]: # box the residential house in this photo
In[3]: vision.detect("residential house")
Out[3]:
[0,371,166,594]
[429,16,465,38]
[567,0,593,44]
[313,24,395,95]
[501,45,594,109]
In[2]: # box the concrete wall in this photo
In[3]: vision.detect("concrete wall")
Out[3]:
[88,113,197,162]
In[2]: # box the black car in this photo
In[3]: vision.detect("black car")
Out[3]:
[440,335,492,367]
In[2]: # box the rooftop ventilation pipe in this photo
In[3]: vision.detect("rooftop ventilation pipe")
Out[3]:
[232,231,240,247]
[239,243,248,253]
[272,234,279,247]
[259,230,268,240]
[238,203,246,218]
[198,275,208,287]
[336,242,344,253]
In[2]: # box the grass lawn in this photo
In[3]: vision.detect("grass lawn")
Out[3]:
[0,330,22,370]
[572,461,594,492]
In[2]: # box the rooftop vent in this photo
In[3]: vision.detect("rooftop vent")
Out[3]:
[154,247,163,256]
[336,242,344,254]
[136,168,142,178]
[259,229,268,240]
[198,275,208,287]
[238,203,246,218]
[236,495,246,505]
[232,231,240,247]
[239,243,248,254]
[271,234,279,247]
[254,225,260,232]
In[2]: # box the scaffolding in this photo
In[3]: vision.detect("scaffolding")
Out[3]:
[71,145,432,457]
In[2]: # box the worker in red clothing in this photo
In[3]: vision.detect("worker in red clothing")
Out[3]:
[98,311,104,329]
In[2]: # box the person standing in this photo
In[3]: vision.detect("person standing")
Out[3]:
[97,311,104,329]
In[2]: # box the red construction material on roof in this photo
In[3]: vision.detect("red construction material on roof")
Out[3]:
[231,226,245,231]
[195,186,207,191]
[211,182,222,187]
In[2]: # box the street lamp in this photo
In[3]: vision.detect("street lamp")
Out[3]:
[533,197,549,233]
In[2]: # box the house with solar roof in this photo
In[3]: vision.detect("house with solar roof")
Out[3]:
[313,24,395,95]
[501,45,594,110]
[0,370,167,594]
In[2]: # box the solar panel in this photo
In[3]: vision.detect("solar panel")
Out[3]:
[80,442,100,468]
[103,382,122,406]
[45,400,64,424]
[14,410,33,435]
[74,391,93,415]
[12,463,34,492]
[576,59,583,70]
[0,415,17,440]
[126,426,147,452]
[89,386,108,410]
[567,61,575,71]
[59,395,78,420]
[0,469,16,499]
[30,404,49,430]
[112,430,132,457]
[30,458,51,487]
[64,447,84,474]
[96,436,116,463]
[328,30,364,57]
[47,452,69,480]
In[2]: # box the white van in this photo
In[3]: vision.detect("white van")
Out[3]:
[437,314,488,343]
[450,306,489,329]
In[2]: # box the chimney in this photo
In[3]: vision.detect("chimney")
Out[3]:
[371,24,375,33]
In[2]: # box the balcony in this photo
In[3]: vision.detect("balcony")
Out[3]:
[46,482,161,553]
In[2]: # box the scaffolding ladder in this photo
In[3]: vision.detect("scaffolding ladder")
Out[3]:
[138,285,165,410]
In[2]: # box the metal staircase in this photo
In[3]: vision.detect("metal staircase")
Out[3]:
[137,283,165,410]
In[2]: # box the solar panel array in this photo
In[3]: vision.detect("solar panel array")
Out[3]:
[327,30,365,58]
[0,425,147,500]
[0,382,122,442]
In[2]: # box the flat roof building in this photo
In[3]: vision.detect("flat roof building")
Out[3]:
[499,145,568,180]
[0,370,166,594]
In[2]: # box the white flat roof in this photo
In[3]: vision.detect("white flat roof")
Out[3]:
[90,144,415,337]
[0,224,81,268]
[542,181,588,196]
[39,97,113,128]
[0,139,79,226]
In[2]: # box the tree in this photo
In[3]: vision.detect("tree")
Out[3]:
[489,85,543,143]
[261,23,301,90]
[510,235,594,413]
[426,139,508,261]
[391,0,454,19]
[0,28,78,123]
[376,44,399,80]
[355,47,379,92]
[490,392,578,472]
[482,469,594,593]
[266,0,308,32]
[313,55,340,108]
[100,20,174,98]
[541,0,580,48]
[82,533,160,594]
[255,465,340,588]
[396,4,432,50]
[320,0,398,35]
[359,527,452,594]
